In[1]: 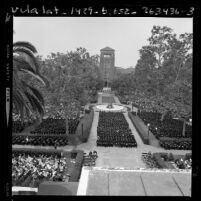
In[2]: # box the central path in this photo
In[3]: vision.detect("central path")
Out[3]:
[76,93,147,168]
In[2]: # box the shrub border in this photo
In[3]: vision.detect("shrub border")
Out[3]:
[12,147,62,156]
[69,150,84,182]
[152,153,171,169]
[76,109,94,143]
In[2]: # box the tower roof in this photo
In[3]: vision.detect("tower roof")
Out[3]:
[100,47,115,51]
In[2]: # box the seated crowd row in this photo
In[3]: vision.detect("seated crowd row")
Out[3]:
[12,117,79,135]
[159,140,191,150]
[30,118,79,135]
[138,111,192,139]
[97,112,137,147]
[12,135,68,146]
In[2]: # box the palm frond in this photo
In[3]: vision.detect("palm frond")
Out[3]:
[38,74,50,88]
[20,69,46,86]
[13,57,37,73]
[21,81,45,105]
[13,41,38,53]
[13,90,26,118]
[24,92,44,116]
[13,47,40,73]
[13,41,48,119]
[14,57,49,87]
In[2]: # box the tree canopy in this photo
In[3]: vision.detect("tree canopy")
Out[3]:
[36,48,103,120]
[132,26,192,120]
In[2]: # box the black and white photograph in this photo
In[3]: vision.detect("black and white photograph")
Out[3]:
[3,2,199,197]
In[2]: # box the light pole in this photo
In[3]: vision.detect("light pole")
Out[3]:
[131,101,133,112]
[26,136,29,144]
[82,123,84,137]
[155,127,158,139]
[147,123,150,142]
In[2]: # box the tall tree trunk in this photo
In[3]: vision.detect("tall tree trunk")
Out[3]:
[64,107,69,135]
[182,119,186,137]
[65,117,69,135]
[76,108,80,119]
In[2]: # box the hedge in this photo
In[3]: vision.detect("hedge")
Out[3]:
[128,112,149,144]
[12,135,68,146]
[12,148,81,158]
[185,153,192,160]
[12,148,62,156]
[160,137,192,142]
[69,150,84,182]
[76,109,94,143]
[125,106,131,112]
[152,153,175,169]
[152,153,168,169]
[12,133,67,137]
[90,94,98,104]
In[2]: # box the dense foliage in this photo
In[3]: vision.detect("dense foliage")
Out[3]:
[36,48,103,134]
[13,46,103,134]
[112,26,192,137]
[142,152,192,169]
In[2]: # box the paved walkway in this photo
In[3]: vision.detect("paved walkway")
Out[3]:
[78,167,191,196]
[97,93,102,104]
[123,112,144,147]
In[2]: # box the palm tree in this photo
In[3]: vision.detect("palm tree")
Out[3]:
[13,41,49,122]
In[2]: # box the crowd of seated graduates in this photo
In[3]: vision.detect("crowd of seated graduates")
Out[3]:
[30,117,79,135]
[137,111,192,139]
[96,112,137,147]
[137,111,192,150]
[12,115,80,146]
[12,135,68,146]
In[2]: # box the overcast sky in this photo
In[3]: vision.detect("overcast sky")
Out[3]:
[14,17,192,68]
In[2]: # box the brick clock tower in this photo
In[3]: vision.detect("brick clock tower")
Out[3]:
[100,47,115,87]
